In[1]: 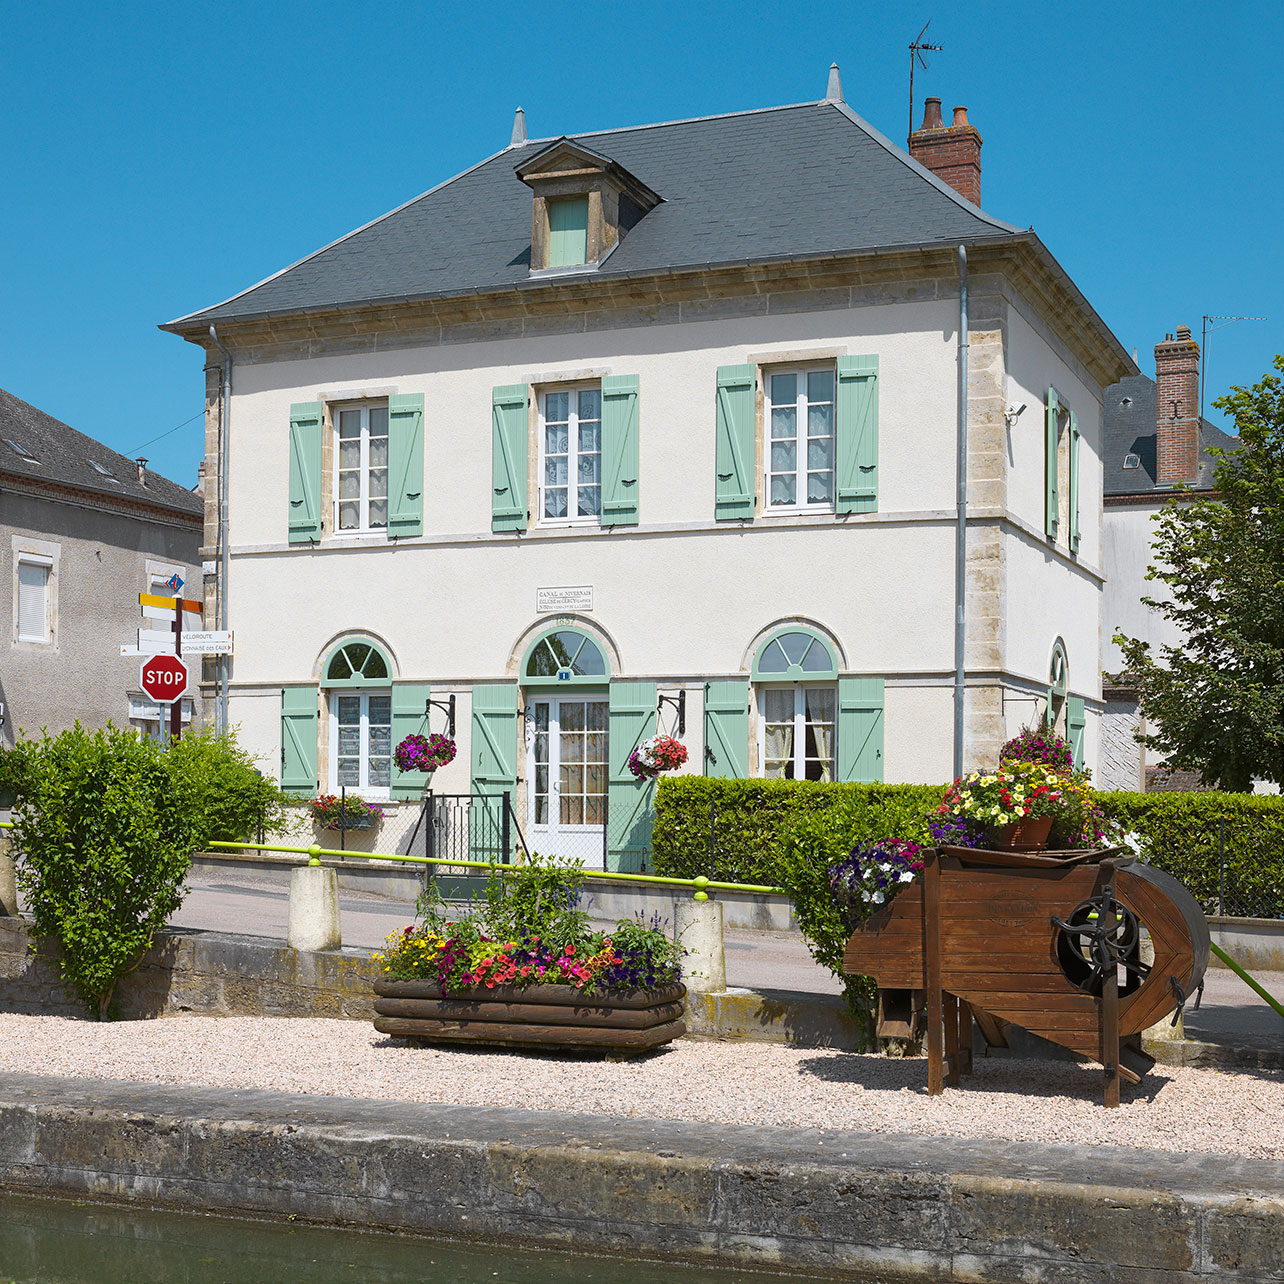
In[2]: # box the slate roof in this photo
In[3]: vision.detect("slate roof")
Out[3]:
[1103,373,1238,498]
[166,100,1022,329]
[0,388,203,519]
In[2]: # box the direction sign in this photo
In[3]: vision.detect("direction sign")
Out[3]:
[179,630,233,655]
[139,654,189,704]
[139,591,202,613]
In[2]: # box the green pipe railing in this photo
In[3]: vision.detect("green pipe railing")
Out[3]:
[204,838,787,902]
[1209,940,1284,1022]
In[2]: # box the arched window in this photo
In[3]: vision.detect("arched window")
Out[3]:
[321,637,393,798]
[321,638,391,688]
[752,628,839,781]
[751,628,838,682]
[1047,641,1068,734]
[521,627,610,687]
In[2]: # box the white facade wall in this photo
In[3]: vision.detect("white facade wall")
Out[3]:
[212,276,1113,850]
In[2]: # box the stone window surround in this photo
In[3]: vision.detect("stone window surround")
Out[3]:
[11,534,59,649]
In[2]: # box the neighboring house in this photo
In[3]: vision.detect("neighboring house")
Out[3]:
[1099,326,1238,791]
[161,72,1133,869]
[0,389,204,745]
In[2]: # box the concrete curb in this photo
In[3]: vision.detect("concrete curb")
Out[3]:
[1,1073,1282,1280]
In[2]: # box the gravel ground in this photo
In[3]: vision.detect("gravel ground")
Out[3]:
[2,1015,1282,1160]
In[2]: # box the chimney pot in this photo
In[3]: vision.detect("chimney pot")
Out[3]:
[135,457,148,486]
[909,97,982,206]
[1176,324,1192,340]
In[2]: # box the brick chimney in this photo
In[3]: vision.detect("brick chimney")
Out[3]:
[908,99,982,206]
[1154,325,1201,484]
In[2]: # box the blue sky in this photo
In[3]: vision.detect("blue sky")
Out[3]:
[3,1,1281,488]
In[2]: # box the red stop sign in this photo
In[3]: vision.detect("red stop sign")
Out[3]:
[139,654,189,704]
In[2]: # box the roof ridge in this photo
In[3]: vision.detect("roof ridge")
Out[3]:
[824,100,1022,236]
[522,98,820,147]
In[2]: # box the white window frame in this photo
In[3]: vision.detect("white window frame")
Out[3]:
[764,365,836,515]
[328,690,392,801]
[538,384,602,527]
[333,401,390,536]
[15,555,53,644]
[758,684,837,782]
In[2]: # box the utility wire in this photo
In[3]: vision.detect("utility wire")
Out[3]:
[126,409,205,456]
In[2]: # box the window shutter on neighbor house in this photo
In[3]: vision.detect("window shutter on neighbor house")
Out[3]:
[280,687,319,794]
[288,402,324,543]
[608,680,658,872]
[836,355,879,515]
[1067,695,1086,771]
[469,684,519,858]
[600,374,640,527]
[838,677,884,783]
[1068,409,1081,553]
[1045,388,1060,540]
[390,682,432,800]
[714,365,756,521]
[703,679,749,779]
[491,385,529,532]
[387,394,425,538]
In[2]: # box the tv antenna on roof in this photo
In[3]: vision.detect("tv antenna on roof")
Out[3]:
[1200,314,1268,423]
[909,20,944,141]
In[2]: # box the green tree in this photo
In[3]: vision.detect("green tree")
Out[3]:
[11,724,202,1019]
[1115,355,1284,790]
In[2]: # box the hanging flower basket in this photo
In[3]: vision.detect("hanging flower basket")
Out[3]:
[309,793,383,830]
[627,734,688,782]
[394,733,456,778]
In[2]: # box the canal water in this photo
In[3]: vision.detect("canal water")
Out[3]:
[0,1192,803,1283]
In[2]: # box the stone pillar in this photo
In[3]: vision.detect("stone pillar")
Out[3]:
[0,828,16,916]
[288,864,341,952]
[674,896,726,995]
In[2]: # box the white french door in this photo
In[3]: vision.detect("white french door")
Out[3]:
[526,697,608,863]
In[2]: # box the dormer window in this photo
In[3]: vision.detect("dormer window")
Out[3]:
[517,139,660,274]
[548,197,589,268]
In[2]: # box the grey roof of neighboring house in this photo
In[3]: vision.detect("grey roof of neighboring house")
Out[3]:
[165,99,1023,329]
[0,388,203,518]
[1103,373,1238,497]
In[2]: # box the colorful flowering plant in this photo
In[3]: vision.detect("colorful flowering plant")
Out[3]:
[627,734,688,781]
[375,853,684,993]
[308,793,383,828]
[828,841,925,925]
[393,732,456,774]
[999,724,1075,776]
[937,760,1069,830]
[927,814,987,849]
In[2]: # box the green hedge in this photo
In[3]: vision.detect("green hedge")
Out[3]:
[653,777,1284,918]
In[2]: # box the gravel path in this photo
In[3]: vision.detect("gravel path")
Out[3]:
[2,1014,1282,1160]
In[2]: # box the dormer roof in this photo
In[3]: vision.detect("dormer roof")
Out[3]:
[515,137,663,210]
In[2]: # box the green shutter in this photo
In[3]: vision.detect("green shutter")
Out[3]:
[388,393,425,538]
[1067,696,1086,771]
[714,365,756,521]
[492,385,529,532]
[470,684,519,859]
[390,682,431,800]
[703,679,749,779]
[1068,409,1081,553]
[601,374,640,527]
[838,677,884,783]
[608,680,657,873]
[548,196,589,267]
[1045,388,1061,540]
[280,687,319,794]
[836,355,879,515]
[288,402,324,543]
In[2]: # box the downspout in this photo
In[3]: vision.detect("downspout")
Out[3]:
[209,325,232,735]
[953,245,968,780]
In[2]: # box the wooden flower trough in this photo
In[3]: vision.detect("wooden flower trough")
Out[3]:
[843,847,1210,1106]
[373,979,686,1055]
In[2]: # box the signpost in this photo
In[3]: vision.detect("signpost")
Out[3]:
[135,590,202,739]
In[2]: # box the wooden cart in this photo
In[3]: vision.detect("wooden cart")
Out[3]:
[843,847,1210,1106]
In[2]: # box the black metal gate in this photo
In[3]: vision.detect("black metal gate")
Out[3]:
[405,791,528,897]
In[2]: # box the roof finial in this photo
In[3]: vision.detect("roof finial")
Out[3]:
[825,62,844,103]
[510,106,527,147]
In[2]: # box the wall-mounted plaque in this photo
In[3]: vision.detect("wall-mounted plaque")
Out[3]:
[536,586,593,613]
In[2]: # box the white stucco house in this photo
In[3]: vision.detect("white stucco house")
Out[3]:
[162,71,1133,869]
